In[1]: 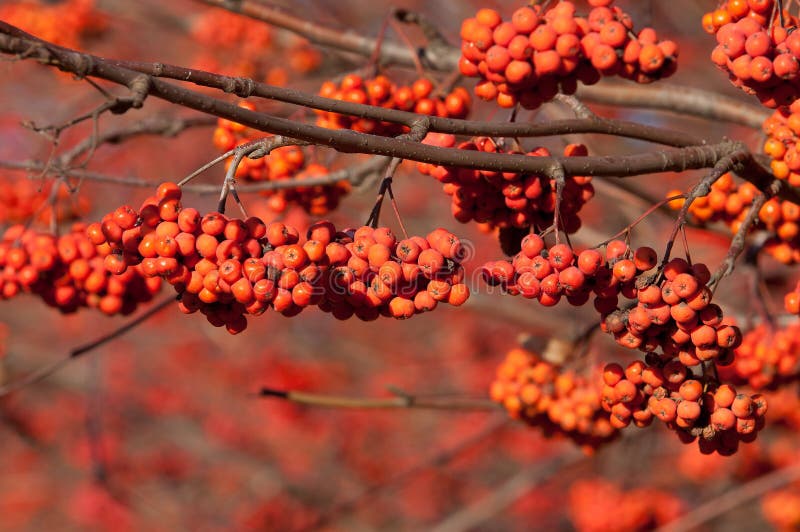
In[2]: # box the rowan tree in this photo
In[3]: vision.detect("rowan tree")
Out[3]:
[1,0,800,530]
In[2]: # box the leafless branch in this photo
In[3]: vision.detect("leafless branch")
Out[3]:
[194,0,458,71]
[256,386,500,411]
[656,463,800,532]
[0,23,794,204]
[430,448,587,532]
[309,418,508,530]
[59,115,216,167]
[576,82,771,129]
[198,0,768,128]
[0,296,176,398]
[710,192,770,288]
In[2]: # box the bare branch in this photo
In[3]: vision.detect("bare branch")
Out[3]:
[256,387,500,411]
[576,82,771,129]
[656,463,800,532]
[59,115,216,167]
[194,0,458,71]
[110,66,708,146]
[0,24,705,148]
[661,149,756,265]
[196,0,768,128]
[311,418,508,530]
[0,156,389,194]
[710,192,770,289]
[0,295,176,398]
[0,23,794,205]
[430,449,587,532]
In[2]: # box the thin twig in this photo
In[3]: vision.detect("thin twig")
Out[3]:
[0,156,388,194]
[59,115,216,167]
[177,135,308,187]
[0,22,795,204]
[393,7,452,53]
[554,93,596,120]
[217,148,247,214]
[430,449,587,532]
[306,417,508,530]
[365,157,403,228]
[656,463,800,532]
[599,194,686,247]
[0,23,707,148]
[194,0,457,71]
[256,387,500,411]
[387,15,425,76]
[548,161,567,246]
[0,295,176,397]
[85,355,109,484]
[385,172,408,238]
[576,82,771,129]
[661,151,749,267]
[709,193,769,289]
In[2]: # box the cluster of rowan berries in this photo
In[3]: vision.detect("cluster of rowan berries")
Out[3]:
[759,106,800,262]
[87,183,470,332]
[0,223,161,316]
[315,75,471,134]
[191,8,272,59]
[568,478,684,532]
[719,322,800,389]
[489,347,618,452]
[0,175,90,226]
[458,1,678,109]
[0,0,107,50]
[483,235,742,364]
[262,163,351,217]
[602,360,767,455]
[603,255,742,365]
[702,1,787,34]
[482,234,608,307]
[666,172,750,227]
[667,178,800,265]
[417,136,593,232]
[764,101,800,187]
[190,6,321,85]
[212,104,350,216]
[314,224,471,320]
[707,2,800,107]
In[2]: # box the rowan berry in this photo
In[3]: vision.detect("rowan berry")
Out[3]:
[612,259,636,282]
[447,284,470,306]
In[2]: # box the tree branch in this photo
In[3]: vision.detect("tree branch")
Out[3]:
[576,82,771,130]
[0,23,708,148]
[430,449,587,532]
[309,418,508,530]
[656,463,800,532]
[0,295,176,398]
[0,156,388,194]
[105,60,704,146]
[58,115,216,166]
[256,387,500,411]
[710,192,770,288]
[198,0,769,128]
[194,0,458,71]
[0,23,796,205]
